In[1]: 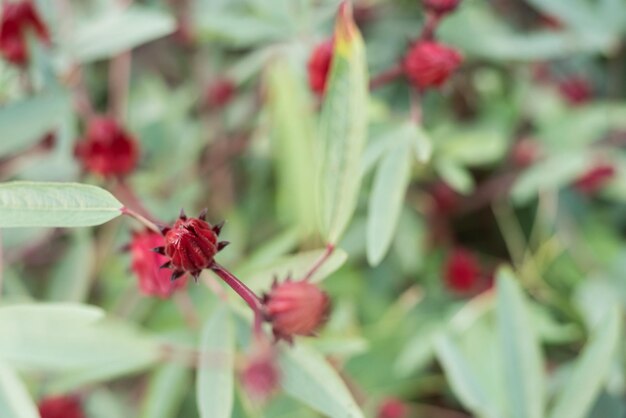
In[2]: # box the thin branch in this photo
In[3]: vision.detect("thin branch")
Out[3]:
[120,207,161,233]
[369,64,403,90]
[303,244,335,281]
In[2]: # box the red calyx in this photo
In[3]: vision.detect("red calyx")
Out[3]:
[444,248,480,293]
[403,41,463,90]
[204,78,235,108]
[307,39,334,95]
[158,209,229,281]
[574,164,616,195]
[422,0,460,16]
[558,76,592,106]
[377,398,408,418]
[38,395,85,418]
[130,229,187,298]
[0,1,49,65]
[263,278,331,342]
[74,117,140,178]
[240,341,280,402]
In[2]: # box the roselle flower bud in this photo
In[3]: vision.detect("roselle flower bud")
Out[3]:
[204,78,235,108]
[423,0,460,15]
[307,39,334,95]
[444,248,480,293]
[574,164,616,195]
[129,229,187,298]
[38,395,85,418]
[377,398,408,418]
[74,117,140,178]
[558,76,592,106]
[403,41,463,90]
[0,0,49,65]
[157,209,229,281]
[264,279,331,342]
[240,341,280,402]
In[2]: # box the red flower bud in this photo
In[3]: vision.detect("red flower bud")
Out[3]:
[0,1,49,65]
[574,164,616,195]
[512,138,541,168]
[423,0,460,15]
[307,39,334,95]
[264,279,330,342]
[204,78,235,108]
[444,248,480,293]
[377,398,408,418]
[240,341,280,402]
[74,117,140,178]
[158,209,229,281]
[558,76,592,106]
[403,41,463,90]
[130,229,187,298]
[38,395,85,418]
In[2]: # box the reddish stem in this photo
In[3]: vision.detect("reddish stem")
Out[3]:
[369,64,404,90]
[120,207,161,234]
[303,244,335,281]
[210,263,264,335]
[420,12,441,40]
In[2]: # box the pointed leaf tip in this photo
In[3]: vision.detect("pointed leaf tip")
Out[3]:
[335,1,359,54]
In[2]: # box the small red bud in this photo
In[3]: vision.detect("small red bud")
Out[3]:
[74,117,140,178]
[264,279,330,342]
[558,76,592,106]
[574,164,616,195]
[240,341,280,402]
[512,138,541,168]
[204,78,235,108]
[307,39,334,95]
[0,1,49,65]
[377,398,408,418]
[403,41,463,90]
[130,229,187,298]
[444,248,480,293]
[422,0,460,16]
[38,395,85,418]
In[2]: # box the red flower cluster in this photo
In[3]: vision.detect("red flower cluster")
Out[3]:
[130,229,187,298]
[404,41,463,90]
[74,117,140,178]
[423,0,460,15]
[38,395,85,418]
[444,248,481,293]
[307,39,334,95]
[0,0,49,65]
[558,76,592,106]
[377,398,408,418]
[264,279,330,342]
[204,78,235,108]
[158,209,229,281]
[574,164,616,194]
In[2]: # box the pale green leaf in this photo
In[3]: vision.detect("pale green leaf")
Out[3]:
[279,343,364,418]
[496,268,545,418]
[413,125,433,163]
[0,361,39,418]
[366,142,412,266]
[549,308,622,418]
[197,304,234,418]
[317,3,369,244]
[0,182,123,228]
[435,159,475,195]
[70,6,175,62]
[47,229,95,302]
[141,364,191,418]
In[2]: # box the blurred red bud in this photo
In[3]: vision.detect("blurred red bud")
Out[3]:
[404,41,463,90]
[307,39,334,95]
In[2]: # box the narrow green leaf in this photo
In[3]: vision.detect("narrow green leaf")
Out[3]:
[0,182,123,228]
[47,229,95,302]
[266,61,317,234]
[413,125,433,163]
[279,343,364,418]
[496,268,545,418]
[0,88,71,158]
[549,308,622,418]
[0,303,104,326]
[0,361,39,418]
[366,142,412,266]
[317,2,369,244]
[435,334,503,418]
[435,159,475,195]
[70,6,175,62]
[141,364,191,418]
[197,304,234,418]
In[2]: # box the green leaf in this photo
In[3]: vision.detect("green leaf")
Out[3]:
[438,126,508,167]
[47,229,95,302]
[0,361,39,418]
[366,142,412,266]
[317,2,369,244]
[279,343,364,418]
[70,6,175,62]
[194,13,290,47]
[435,159,475,195]
[435,334,503,418]
[197,304,234,418]
[0,88,71,158]
[548,308,622,418]
[0,182,123,228]
[266,60,317,234]
[496,268,545,418]
[141,364,191,418]
[413,125,433,163]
